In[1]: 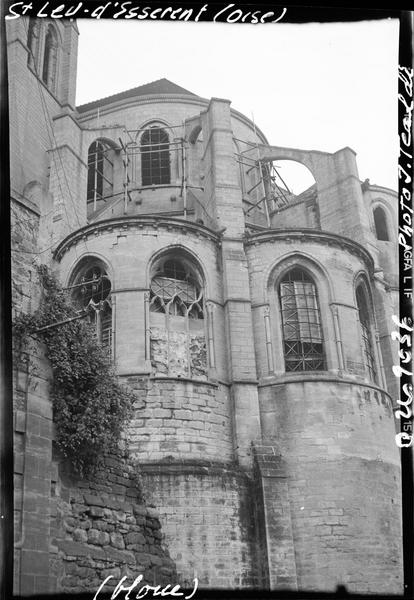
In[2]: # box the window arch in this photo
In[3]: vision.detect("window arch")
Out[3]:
[42,24,58,91]
[278,268,325,372]
[27,18,40,68]
[87,140,115,212]
[355,284,377,383]
[373,206,389,241]
[149,254,206,379]
[71,259,113,354]
[141,126,170,186]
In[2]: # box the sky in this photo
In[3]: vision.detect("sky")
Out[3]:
[76,17,399,192]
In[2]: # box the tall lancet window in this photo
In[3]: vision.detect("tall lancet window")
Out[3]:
[279,268,325,371]
[42,25,58,92]
[87,140,114,212]
[149,256,206,379]
[356,285,377,383]
[141,127,170,186]
[373,206,389,241]
[27,19,40,68]
[72,261,113,355]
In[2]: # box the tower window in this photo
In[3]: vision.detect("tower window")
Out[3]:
[141,127,170,186]
[373,206,389,241]
[27,19,40,68]
[356,286,377,383]
[72,262,113,354]
[279,268,325,372]
[42,25,58,91]
[87,141,114,212]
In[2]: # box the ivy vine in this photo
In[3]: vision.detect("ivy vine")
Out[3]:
[13,265,134,475]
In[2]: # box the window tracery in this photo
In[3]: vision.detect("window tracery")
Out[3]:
[71,262,113,354]
[149,257,206,379]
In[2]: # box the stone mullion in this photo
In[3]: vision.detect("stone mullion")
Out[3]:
[375,330,387,390]
[144,291,150,362]
[331,304,345,372]
[263,305,274,374]
[185,306,191,378]
[206,302,216,370]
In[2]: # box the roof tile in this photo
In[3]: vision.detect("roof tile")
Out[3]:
[77,78,198,112]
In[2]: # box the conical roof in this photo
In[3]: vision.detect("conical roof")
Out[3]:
[77,78,199,112]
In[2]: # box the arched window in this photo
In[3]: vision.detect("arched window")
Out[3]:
[149,256,206,378]
[141,127,170,186]
[279,268,325,371]
[373,206,389,241]
[87,141,114,212]
[27,19,40,68]
[71,261,113,354]
[42,25,58,91]
[356,285,377,383]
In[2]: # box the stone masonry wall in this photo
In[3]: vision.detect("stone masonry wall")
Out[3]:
[141,463,262,589]
[11,201,40,316]
[12,199,52,596]
[11,199,178,594]
[258,380,403,594]
[269,197,320,231]
[50,452,176,595]
[126,377,233,463]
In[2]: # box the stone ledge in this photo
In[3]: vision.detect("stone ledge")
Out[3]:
[244,228,374,272]
[53,215,220,261]
[150,376,219,388]
[258,373,392,402]
[139,459,251,480]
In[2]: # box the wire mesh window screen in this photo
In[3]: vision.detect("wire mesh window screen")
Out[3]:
[279,268,325,371]
[141,127,170,186]
[356,286,377,383]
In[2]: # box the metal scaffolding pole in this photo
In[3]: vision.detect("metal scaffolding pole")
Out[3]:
[182,135,187,219]
[252,113,270,227]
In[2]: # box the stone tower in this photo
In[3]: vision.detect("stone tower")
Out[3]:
[8,17,403,595]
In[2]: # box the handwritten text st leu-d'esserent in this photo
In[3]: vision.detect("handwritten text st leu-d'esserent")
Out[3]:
[6,2,287,24]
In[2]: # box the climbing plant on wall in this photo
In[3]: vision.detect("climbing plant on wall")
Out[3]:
[13,265,134,475]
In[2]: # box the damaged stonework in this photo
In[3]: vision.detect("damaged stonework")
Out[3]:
[189,335,207,379]
[150,328,207,380]
[50,452,177,594]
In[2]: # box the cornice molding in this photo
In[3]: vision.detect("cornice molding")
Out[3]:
[258,373,393,403]
[53,215,221,261]
[244,229,375,273]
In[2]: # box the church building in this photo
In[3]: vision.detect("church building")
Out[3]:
[8,17,403,596]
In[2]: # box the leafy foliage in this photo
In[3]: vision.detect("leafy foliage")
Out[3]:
[13,265,134,475]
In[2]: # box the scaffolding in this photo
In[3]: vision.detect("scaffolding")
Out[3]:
[89,121,294,228]
[115,124,191,217]
[234,134,293,227]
